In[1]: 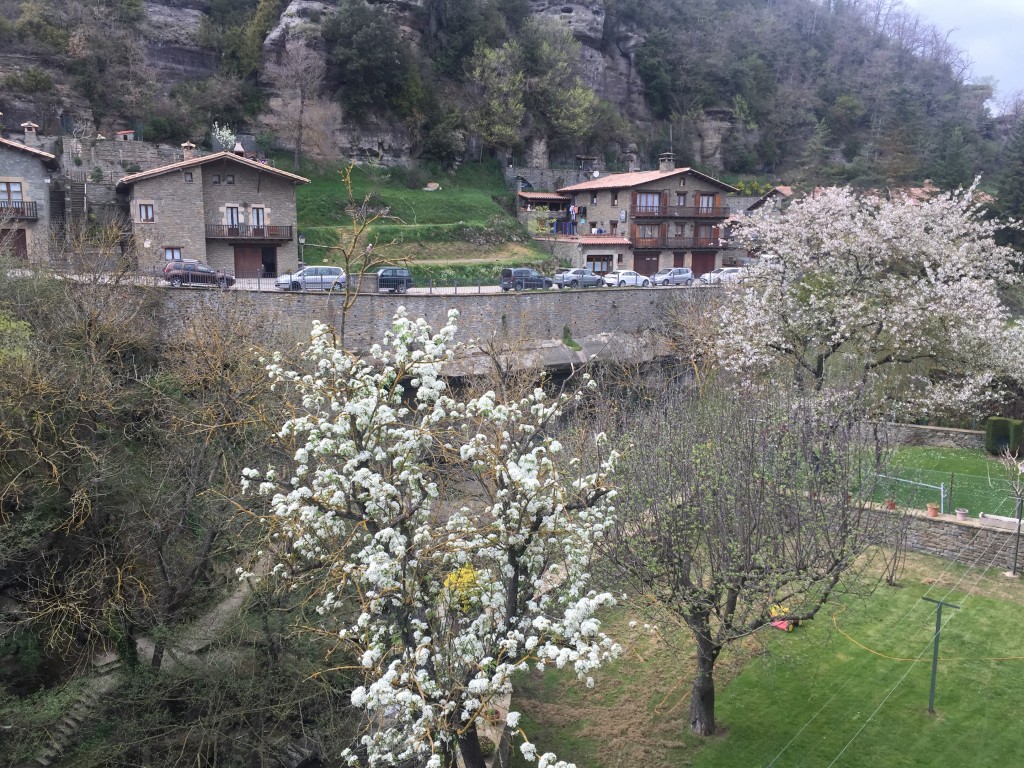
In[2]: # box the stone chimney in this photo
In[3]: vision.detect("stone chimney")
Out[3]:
[658,152,675,172]
[21,121,39,144]
[232,141,245,157]
[181,141,196,160]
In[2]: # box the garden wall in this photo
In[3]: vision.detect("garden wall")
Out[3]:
[900,510,1020,571]
[887,423,985,450]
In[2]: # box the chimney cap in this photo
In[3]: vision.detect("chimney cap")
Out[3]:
[21,121,39,129]
[232,141,245,156]
[181,141,196,149]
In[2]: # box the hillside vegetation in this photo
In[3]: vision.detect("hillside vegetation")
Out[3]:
[0,0,1018,187]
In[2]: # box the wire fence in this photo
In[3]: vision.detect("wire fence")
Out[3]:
[872,465,1020,517]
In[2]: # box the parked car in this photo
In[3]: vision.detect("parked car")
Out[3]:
[162,260,235,288]
[698,267,746,285]
[376,266,414,293]
[553,268,603,289]
[651,267,694,286]
[500,267,553,291]
[275,266,346,291]
[603,270,650,287]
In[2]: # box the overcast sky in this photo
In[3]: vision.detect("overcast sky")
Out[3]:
[901,0,1024,109]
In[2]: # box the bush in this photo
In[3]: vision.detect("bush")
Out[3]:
[985,416,1024,455]
[4,66,54,94]
[89,167,105,183]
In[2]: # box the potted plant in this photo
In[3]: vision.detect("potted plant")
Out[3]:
[926,502,940,518]
[956,508,969,521]
[885,498,898,511]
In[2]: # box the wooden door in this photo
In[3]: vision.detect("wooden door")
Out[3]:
[691,251,716,276]
[233,246,263,278]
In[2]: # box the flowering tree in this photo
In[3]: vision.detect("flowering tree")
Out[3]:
[244,310,620,768]
[720,184,1024,417]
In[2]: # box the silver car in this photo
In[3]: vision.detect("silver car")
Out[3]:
[275,266,346,291]
[604,270,651,287]
[652,267,694,286]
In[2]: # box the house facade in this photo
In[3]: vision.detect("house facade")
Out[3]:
[556,154,737,277]
[116,152,309,277]
[0,136,60,262]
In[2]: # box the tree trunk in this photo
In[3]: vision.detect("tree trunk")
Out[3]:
[689,629,718,736]
[458,720,488,768]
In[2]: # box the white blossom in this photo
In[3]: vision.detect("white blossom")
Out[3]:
[246,309,619,768]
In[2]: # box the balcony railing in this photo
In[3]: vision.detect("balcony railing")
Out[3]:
[206,224,293,240]
[0,201,39,220]
[632,236,726,250]
[631,205,731,219]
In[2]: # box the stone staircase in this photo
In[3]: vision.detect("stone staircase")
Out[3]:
[29,652,123,767]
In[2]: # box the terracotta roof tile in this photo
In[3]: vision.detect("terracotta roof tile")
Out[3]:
[518,191,570,201]
[0,136,58,166]
[558,167,737,193]
[116,151,310,187]
[578,235,631,246]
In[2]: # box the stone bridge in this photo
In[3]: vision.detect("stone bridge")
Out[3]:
[158,286,707,373]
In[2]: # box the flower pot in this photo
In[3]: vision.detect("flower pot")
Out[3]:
[885,498,898,511]
[926,503,940,518]
[956,508,969,521]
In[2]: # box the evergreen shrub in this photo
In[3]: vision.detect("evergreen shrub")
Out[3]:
[984,416,1024,455]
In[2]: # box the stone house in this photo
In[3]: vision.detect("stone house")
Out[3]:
[116,151,309,277]
[0,135,60,262]
[556,153,737,277]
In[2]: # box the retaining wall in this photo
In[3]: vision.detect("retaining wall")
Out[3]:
[901,510,1020,571]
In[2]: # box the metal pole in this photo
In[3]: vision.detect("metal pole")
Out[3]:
[922,597,960,714]
[1011,496,1023,577]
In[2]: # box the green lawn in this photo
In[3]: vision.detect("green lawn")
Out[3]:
[874,446,1020,517]
[510,552,1024,768]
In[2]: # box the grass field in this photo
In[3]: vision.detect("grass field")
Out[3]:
[509,552,1024,768]
[291,159,553,282]
[874,447,1020,518]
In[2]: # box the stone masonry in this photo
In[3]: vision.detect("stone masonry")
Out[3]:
[0,139,55,262]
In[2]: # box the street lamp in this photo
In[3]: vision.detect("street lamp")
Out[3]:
[298,233,305,266]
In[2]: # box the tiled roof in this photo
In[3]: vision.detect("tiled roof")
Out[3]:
[518,191,570,201]
[578,235,631,246]
[116,151,310,187]
[0,136,59,167]
[558,167,737,194]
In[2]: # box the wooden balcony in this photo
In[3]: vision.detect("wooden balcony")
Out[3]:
[0,201,39,220]
[206,224,293,241]
[631,205,731,219]
[632,236,725,250]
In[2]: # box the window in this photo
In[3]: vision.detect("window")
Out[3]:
[590,192,598,205]
[212,174,221,185]
[698,193,716,211]
[0,182,23,202]
[226,206,240,227]
[635,223,659,239]
[611,191,618,206]
[635,192,660,214]
[609,221,617,235]
[676,192,687,207]
[251,207,265,227]
[225,174,235,185]
[674,223,685,236]
[183,172,194,182]
[695,224,716,245]
[164,247,182,260]
[138,203,155,222]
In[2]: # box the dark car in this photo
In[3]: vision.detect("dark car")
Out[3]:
[376,266,413,293]
[500,267,553,291]
[162,260,235,288]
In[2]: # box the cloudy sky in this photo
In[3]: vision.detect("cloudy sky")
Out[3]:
[901,0,1024,108]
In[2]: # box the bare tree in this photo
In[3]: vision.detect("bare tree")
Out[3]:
[602,387,896,736]
[265,43,326,170]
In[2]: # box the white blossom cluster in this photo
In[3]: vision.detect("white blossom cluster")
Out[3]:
[245,308,620,768]
[719,183,1024,417]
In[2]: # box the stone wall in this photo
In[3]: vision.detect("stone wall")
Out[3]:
[155,281,672,373]
[901,510,1019,571]
[0,144,53,262]
[888,423,985,450]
